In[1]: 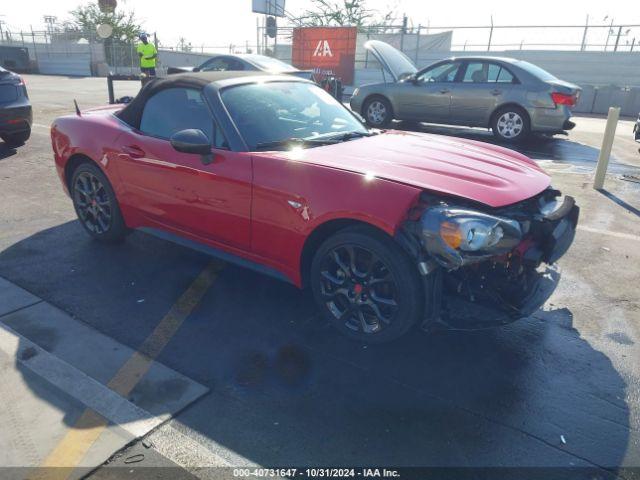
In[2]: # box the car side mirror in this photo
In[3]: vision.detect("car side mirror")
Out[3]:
[170,129,211,155]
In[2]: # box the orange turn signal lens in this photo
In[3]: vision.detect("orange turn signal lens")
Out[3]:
[440,221,462,249]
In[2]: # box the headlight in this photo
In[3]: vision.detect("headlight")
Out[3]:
[421,206,522,268]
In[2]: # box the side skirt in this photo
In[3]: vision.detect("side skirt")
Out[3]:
[138,227,294,285]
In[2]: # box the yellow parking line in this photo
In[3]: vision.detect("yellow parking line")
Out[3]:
[35,260,223,478]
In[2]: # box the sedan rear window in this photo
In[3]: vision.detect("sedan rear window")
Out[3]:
[516,61,557,81]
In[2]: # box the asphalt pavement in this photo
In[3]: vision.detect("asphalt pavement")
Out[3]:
[0,75,639,480]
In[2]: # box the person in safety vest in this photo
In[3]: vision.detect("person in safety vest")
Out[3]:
[137,33,157,82]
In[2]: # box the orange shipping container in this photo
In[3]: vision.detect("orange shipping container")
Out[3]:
[292,27,358,85]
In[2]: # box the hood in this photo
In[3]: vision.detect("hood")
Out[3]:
[280,131,550,208]
[364,40,418,82]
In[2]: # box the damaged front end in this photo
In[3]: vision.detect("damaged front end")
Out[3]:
[398,188,579,330]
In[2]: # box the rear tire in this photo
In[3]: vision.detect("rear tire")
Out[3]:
[491,106,530,143]
[70,162,128,243]
[310,225,422,343]
[2,128,31,147]
[362,96,393,128]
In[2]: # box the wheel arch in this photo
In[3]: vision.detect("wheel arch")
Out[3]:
[64,153,99,191]
[299,218,394,289]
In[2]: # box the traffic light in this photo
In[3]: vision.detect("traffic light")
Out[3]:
[266,16,277,38]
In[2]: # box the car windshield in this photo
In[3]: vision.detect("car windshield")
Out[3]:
[516,60,557,81]
[221,81,368,150]
[243,55,298,72]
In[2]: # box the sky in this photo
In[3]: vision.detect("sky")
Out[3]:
[2,0,640,52]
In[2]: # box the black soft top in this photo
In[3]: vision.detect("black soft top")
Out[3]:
[116,71,291,129]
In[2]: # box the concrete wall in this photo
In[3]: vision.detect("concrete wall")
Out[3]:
[0,40,102,76]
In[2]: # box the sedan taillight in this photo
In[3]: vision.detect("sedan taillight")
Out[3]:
[551,92,576,107]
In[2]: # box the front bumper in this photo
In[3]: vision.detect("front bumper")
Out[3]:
[420,195,580,331]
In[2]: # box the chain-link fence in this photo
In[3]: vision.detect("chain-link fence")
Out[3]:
[258,21,640,54]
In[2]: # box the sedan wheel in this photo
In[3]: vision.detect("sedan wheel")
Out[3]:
[367,101,387,125]
[492,107,530,143]
[363,97,393,128]
[496,112,523,139]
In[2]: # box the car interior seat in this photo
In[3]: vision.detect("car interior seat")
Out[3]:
[471,70,487,83]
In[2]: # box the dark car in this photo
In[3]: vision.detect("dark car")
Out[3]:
[51,72,578,343]
[0,66,31,147]
[167,53,313,80]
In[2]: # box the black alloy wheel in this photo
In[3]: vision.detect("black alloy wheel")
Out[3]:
[311,226,423,343]
[74,171,112,235]
[71,163,128,242]
[319,244,399,334]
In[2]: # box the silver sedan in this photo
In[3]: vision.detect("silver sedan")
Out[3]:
[350,41,582,143]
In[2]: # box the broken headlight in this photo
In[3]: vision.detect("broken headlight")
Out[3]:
[420,206,522,269]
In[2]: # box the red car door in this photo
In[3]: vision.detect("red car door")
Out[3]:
[115,87,252,250]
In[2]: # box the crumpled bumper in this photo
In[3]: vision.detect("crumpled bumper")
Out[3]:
[425,196,579,331]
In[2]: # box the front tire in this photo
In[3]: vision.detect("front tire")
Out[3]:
[362,96,393,128]
[70,162,128,243]
[310,226,422,343]
[491,106,530,143]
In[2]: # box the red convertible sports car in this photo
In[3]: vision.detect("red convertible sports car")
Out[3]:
[51,72,578,343]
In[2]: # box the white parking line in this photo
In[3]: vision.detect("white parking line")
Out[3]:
[577,225,640,242]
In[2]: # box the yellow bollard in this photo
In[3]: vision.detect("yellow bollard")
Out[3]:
[593,106,621,190]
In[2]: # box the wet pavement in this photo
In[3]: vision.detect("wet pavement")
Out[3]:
[0,75,639,479]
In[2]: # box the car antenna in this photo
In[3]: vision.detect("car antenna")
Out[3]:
[73,99,82,116]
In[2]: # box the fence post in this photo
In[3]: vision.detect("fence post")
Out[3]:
[400,15,407,53]
[593,106,620,190]
[414,24,421,65]
[614,26,622,52]
[487,16,494,51]
[580,14,589,51]
[30,25,38,68]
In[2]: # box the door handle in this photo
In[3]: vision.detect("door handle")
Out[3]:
[491,89,502,96]
[439,88,450,94]
[123,145,145,159]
